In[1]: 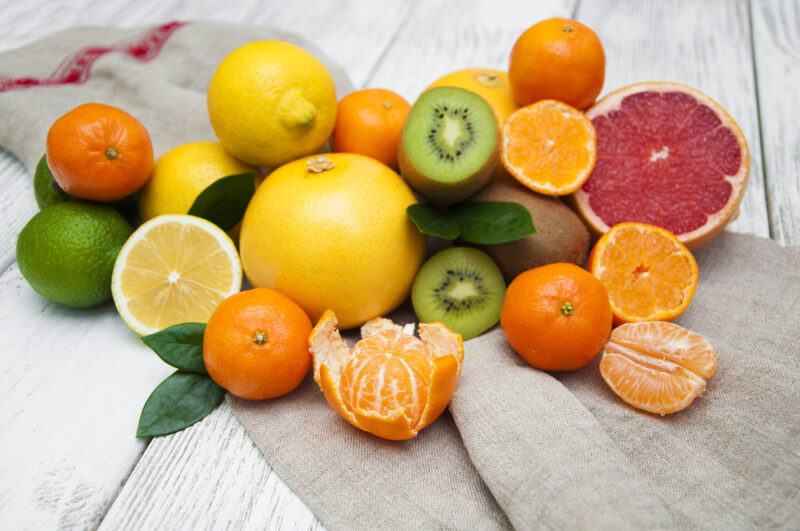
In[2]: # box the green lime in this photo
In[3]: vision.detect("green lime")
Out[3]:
[16,202,133,308]
[33,154,70,209]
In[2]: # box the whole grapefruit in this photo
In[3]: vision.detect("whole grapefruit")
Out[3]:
[239,153,426,329]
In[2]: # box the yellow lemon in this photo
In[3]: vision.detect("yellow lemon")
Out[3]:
[138,141,255,221]
[207,41,337,168]
[111,215,242,335]
[240,153,426,329]
[428,68,518,126]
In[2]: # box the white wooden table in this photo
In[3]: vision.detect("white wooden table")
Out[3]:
[0,0,797,528]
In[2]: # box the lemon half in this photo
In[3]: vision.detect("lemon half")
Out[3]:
[112,215,242,335]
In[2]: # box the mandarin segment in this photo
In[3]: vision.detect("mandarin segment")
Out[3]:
[600,321,718,415]
[308,312,463,440]
[590,222,698,323]
[501,100,596,195]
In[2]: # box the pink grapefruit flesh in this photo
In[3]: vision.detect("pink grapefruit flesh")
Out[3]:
[573,82,749,250]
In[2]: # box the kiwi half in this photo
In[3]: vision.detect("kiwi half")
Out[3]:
[399,87,498,206]
[412,246,505,339]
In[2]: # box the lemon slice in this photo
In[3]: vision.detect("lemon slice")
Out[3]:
[112,215,242,335]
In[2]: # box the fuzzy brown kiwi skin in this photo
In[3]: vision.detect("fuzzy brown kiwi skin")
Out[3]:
[397,113,500,207]
[471,181,590,281]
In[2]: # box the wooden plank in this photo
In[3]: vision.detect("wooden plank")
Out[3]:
[751,0,800,244]
[576,0,771,239]
[100,405,322,530]
[0,0,410,528]
[0,265,170,529]
[367,0,578,101]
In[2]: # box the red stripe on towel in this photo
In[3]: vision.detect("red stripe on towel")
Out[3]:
[0,21,186,93]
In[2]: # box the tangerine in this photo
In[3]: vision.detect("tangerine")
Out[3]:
[501,263,612,371]
[46,103,153,201]
[509,18,605,110]
[203,288,312,400]
[331,88,411,169]
[309,311,463,440]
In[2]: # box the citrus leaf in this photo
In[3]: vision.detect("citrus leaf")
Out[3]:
[141,322,207,374]
[188,172,256,231]
[136,371,224,438]
[407,203,460,240]
[451,201,535,244]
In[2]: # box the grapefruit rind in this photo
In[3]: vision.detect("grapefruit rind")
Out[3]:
[600,321,718,415]
[309,311,463,440]
[589,222,699,324]
[573,81,750,250]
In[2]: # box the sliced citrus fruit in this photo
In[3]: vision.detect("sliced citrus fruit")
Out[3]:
[573,82,750,250]
[309,310,463,441]
[112,215,242,335]
[501,99,596,195]
[600,321,718,415]
[589,222,698,324]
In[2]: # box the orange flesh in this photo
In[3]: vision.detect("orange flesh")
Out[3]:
[340,331,432,428]
[591,223,698,322]
[502,100,596,194]
[600,321,717,415]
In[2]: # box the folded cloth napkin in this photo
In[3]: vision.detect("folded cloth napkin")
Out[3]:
[3,22,799,531]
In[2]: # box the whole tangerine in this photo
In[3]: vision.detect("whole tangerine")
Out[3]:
[46,103,154,201]
[508,18,605,110]
[331,88,411,169]
[500,263,612,371]
[203,288,313,400]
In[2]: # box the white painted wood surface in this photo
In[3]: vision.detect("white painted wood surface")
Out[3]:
[0,0,798,529]
[751,0,800,245]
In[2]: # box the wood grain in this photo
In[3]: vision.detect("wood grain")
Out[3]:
[367,0,578,100]
[0,0,409,528]
[100,404,322,530]
[751,0,800,244]
[0,265,170,529]
[576,0,771,239]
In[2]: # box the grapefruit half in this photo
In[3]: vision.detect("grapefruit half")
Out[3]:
[573,82,749,250]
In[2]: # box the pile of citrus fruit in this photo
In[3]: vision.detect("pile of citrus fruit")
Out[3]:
[17,16,747,441]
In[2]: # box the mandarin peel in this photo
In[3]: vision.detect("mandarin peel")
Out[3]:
[309,311,463,441]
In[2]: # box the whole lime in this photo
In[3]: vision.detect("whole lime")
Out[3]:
[33,154,70,208]
[16,202,132,308]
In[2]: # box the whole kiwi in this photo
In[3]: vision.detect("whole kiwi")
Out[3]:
[471,181,590,281]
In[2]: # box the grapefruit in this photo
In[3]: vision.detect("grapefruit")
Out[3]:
[573,82,750,250]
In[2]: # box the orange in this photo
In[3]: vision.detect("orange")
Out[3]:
[589,222,699,324]
[203,288,312,400]
[309,311,463,440]
[501,100,596,195]
[428,68,518,127]
[331,88,411,169]
[600,321,718,415]
[46,102,154,201]
[508,17,605,110]
[501,263,612,371]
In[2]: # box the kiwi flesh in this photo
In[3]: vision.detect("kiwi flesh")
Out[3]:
[472,181,590,281]
[411,246,505,339]
[399,87,498,206]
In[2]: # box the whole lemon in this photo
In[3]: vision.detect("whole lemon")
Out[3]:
[240,153,426,328]
[138,141,255,221]
[428,68,518,126]
[207,41,337,168]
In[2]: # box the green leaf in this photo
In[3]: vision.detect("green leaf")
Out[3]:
[451,201,535,244]
[406,203,460,240]
[136,371,225,438]
[141,323,207,374]
[188,172,257,231]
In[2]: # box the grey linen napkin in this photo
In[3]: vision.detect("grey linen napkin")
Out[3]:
[3,22,799,531]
